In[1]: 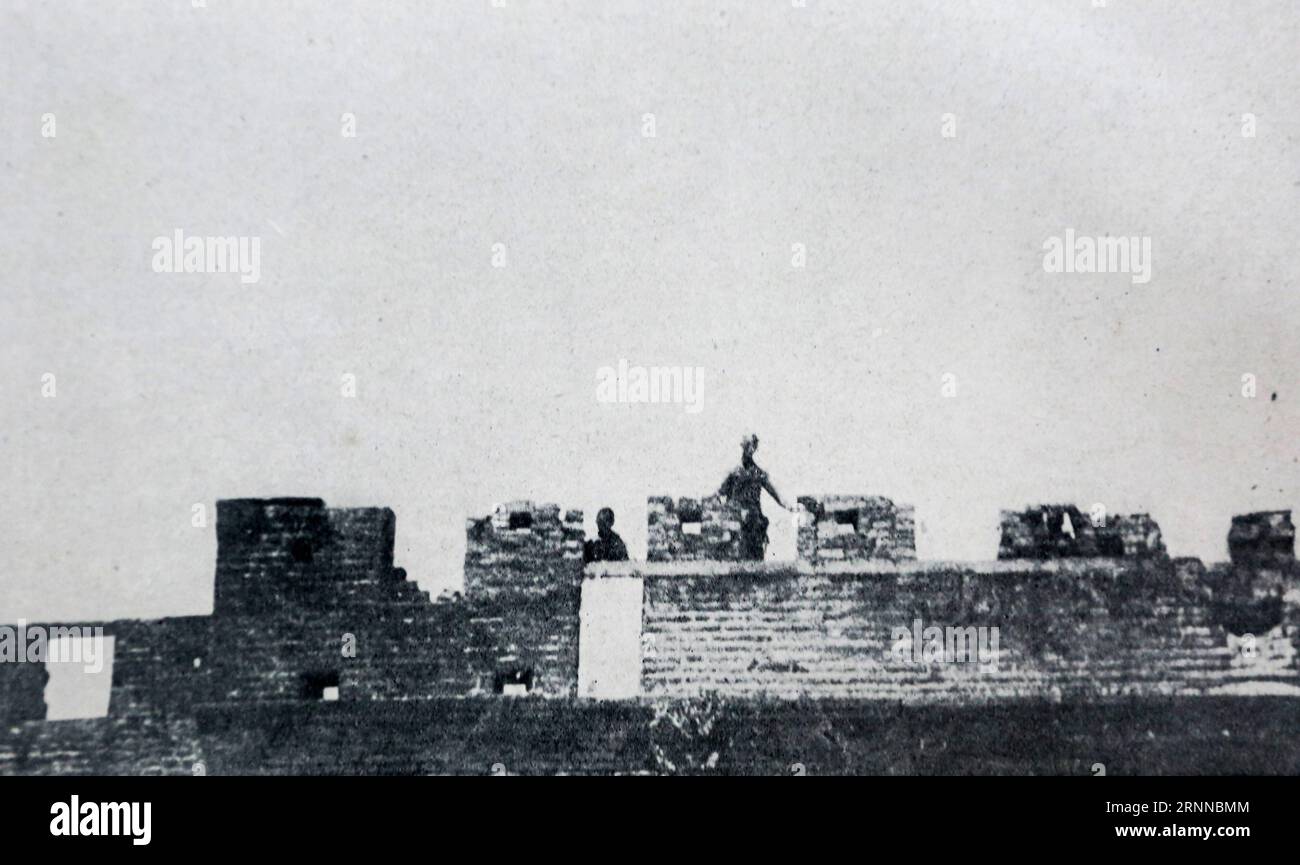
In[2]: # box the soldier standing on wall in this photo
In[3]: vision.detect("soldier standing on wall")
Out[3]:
[583,507,629,563]
[718,433,791,560]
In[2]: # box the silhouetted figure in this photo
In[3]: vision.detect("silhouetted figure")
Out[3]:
[718,434,789,560]
[584,507,629,563]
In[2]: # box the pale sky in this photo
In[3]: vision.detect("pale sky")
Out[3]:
[3,0,1298,625]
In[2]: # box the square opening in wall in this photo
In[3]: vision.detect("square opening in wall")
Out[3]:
[494,668,534,696]
[508,511,534,531]
[300,670,340,701]
[290,537,315,564]
[832,509,861,530]
[44,635,115,720]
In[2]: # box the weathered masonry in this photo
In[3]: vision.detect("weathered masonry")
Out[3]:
[1,496,1297,774]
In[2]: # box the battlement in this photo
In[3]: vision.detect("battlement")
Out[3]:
[1229,511,1296,567]
[463,501,584,598]
[646,495,747,561]
[3,495,1298,776]
[997,505,1165,560]
[214,498,402,616]
[464,501,585,565]
[796,495,917,563]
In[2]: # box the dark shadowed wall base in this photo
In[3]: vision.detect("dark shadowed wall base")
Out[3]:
[3,697,1298,775]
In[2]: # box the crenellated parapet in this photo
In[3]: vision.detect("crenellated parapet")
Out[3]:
[460,501,586,697]
[997,505,1165,560]
[1214,510,1298,608]
[795,495,916,563]
[646,495,745,562]
[463,501,584,597]
[1228,511,1295,568]
[464,501,584,566]
[3,493,1299,776]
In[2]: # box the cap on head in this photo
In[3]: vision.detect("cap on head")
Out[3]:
[597,507,615,528]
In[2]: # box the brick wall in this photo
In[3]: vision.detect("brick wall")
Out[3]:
[1229,510,1295,567]
[0,656,48,723]
[0,715,202,776]
[107,616,214,715]
[998,505,1165,559]
[0,497,584,739]
[203,498,581,702]
[796,495,916,563]
[8,697,1293,776]
[195,699,653,775]
[464,501,583,591]
[461,500,584,696]
[647,495,745,561]
[640,559,1299,701]
[214,498,402,616]
[0,616,213,737]
[4,499,1298,776]
[206,498,462,704]
[634,697,1300,775]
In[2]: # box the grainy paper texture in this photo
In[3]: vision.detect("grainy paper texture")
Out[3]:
[1,0,1297,776]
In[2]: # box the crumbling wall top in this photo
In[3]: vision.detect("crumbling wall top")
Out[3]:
[646,495,745,562]
[464,501,584,565]
[998,505,1165,560]
[796,495,916,563]
[1228,511,1295,567]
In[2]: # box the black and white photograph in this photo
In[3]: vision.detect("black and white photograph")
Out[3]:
[1,0,1296,847]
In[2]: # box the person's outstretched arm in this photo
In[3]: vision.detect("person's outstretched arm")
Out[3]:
[762,476,790,510]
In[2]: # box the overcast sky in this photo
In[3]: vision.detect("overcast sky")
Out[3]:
[3,0,1298,625]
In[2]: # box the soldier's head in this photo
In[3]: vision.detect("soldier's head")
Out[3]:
[596,507,616,534]
[741,433,759,461]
